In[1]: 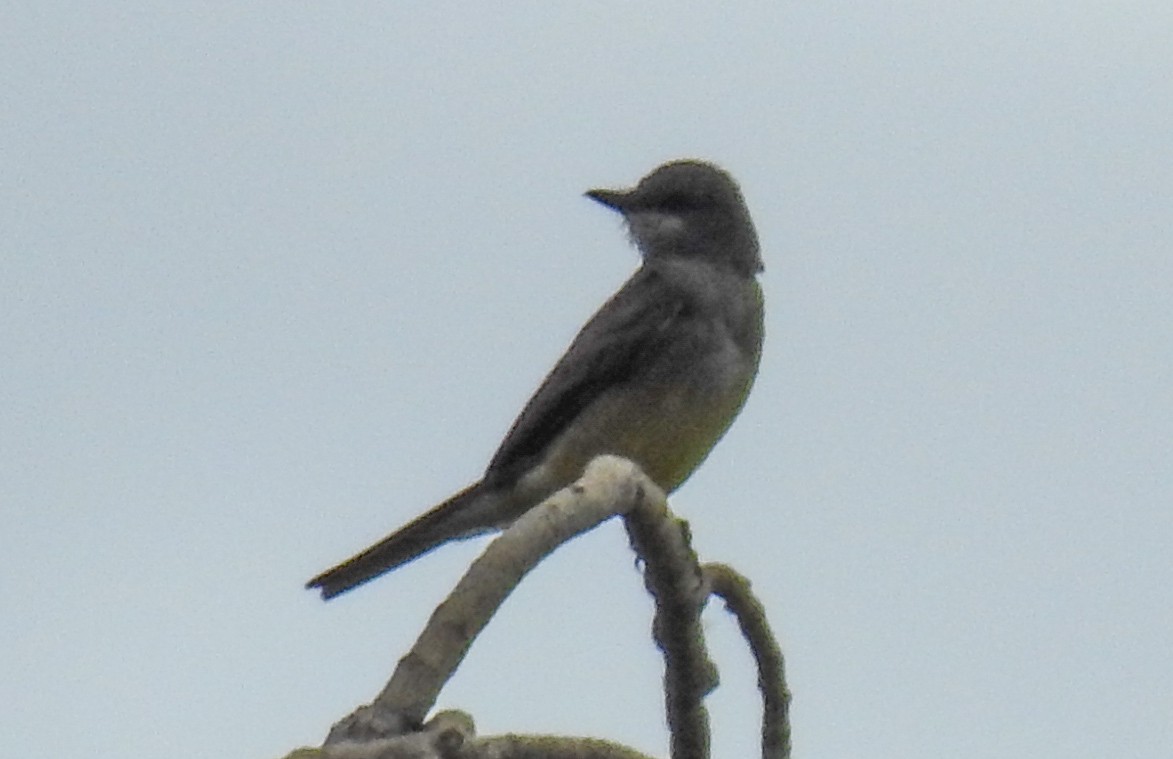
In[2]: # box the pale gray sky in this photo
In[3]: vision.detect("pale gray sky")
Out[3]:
[3,3,1171,758]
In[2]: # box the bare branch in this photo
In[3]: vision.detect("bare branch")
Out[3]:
[704,564,791,759]
[325,456,657,745]
[475,734,658,759]
[308,457,792,759]
[624,498,716,759]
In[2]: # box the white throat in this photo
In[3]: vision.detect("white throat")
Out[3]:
[626,210,686,251]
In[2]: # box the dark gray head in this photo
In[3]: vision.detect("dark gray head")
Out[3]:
[586,160,763,275]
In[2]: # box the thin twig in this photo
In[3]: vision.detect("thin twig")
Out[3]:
[704,563,791,759]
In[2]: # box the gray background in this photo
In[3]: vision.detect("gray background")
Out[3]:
[3,3,1170,758]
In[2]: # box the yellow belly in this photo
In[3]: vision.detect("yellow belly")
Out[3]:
[519,370,753,499]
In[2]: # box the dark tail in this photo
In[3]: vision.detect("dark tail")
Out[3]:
[306,482,488,600]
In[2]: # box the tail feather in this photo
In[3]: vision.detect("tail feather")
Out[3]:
[306,482,489,599]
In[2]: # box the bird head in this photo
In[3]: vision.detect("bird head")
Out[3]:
[586,160,763,275]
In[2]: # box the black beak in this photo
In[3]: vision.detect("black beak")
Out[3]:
[584,188,629,211]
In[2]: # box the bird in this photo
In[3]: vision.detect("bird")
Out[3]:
[307,159,764,599]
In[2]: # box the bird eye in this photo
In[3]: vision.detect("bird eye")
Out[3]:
[657,192,695,211]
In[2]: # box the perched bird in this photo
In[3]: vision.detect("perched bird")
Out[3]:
[307,159,764,599]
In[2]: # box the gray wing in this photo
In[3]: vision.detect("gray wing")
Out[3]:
[483,265,690,485]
